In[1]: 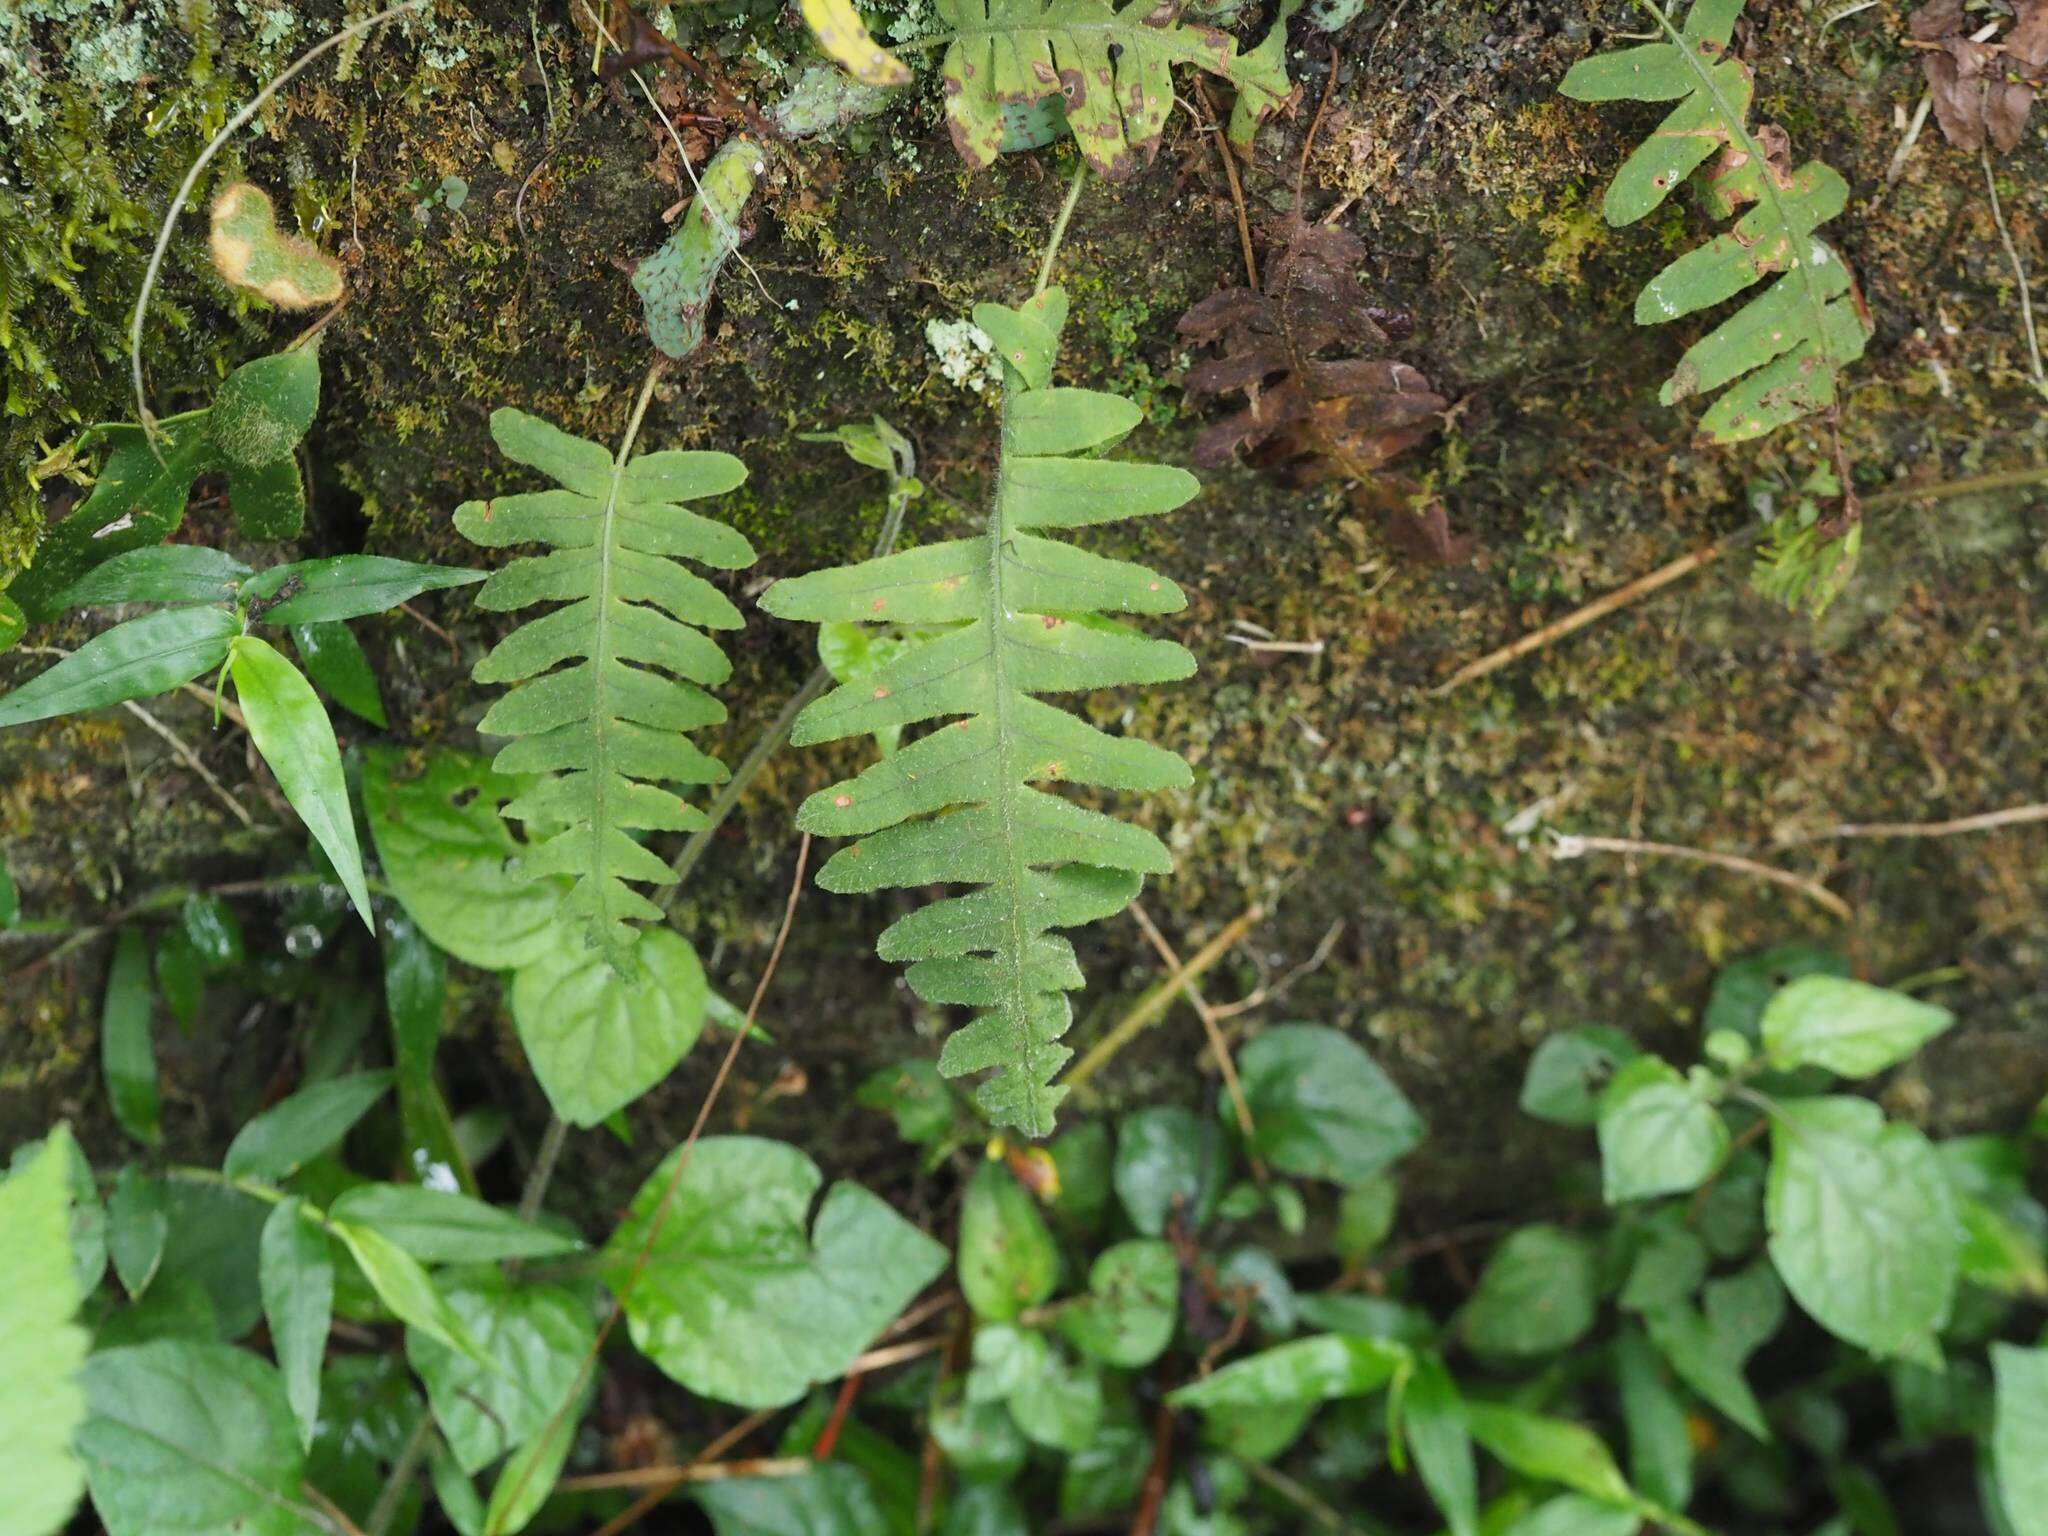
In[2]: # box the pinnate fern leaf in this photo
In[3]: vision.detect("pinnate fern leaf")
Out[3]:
[455,408,755,966]
[760,288,1197,1137]
[1561,0,1871,444]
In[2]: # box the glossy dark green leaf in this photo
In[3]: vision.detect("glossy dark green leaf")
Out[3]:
[0,605,238,728]
[101,929,160,1146]
[259,1199,333,1449]
[53,545,253,610]
[693,1464,890,1536]
[1520,1026,1640,1127]
[604,1137,946,1409]
[1233,1023,1424,1182]
[1503,1495,1642,1536]
[327,1184,580,1265]
[78,1340,316,1536]
[1616,1325,1692,1513]
[1459,1225,1597,1357]
[1598,1056,1728,1203]
[1760,976,1955,1079]
[290,621,386,728]
[1113,1105,1226,1236]
[222,1071,394,1181]
[380,916,475,1198]
[1168,1335,1409,1412]
[1464,1402,1634,1505]
[106,1166,169,1299]
[153,929,205,1031]
[1058,1238,1176,1367]
[1004,1342,1102,1452]
[229,636,374,928]
[406,1271,596,1475]
[931,1392,1027,1486]
[331,1220,489,1367]
[181,894,246,971]
[958,1160,1059,1322]
[257,556,483,627]
[360,747,566,972]
[0,1132,90,1536]
[1404,1353,1477,1536]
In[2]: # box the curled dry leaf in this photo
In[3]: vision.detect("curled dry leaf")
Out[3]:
[1177,220,1460,560]
[1909,0,2048,154]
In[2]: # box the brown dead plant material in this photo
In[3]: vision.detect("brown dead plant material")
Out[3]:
[1908,0,2048,153]
[1176,219,1461,561]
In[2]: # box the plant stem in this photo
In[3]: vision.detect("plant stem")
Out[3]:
[129,0,427,435]
[1065,903,1265,1095]
[518,1115,568,1223]
[1035,158,1089,296]
[365,1410,434,1536]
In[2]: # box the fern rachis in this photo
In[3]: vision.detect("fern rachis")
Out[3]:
[455,382,755,966]
[760,288,1196,1136]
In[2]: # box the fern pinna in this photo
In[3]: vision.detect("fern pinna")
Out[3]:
[455,401,755,966]
[761,289,1197,1137]
[1562,0,1871,444]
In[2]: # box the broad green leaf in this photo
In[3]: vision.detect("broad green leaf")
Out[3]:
[1520,1026,1640,1127]
[1617,1218,1707,1313]
[1992,1344,2048,1536]
[931,1393,1028,1485]
[1232,1022,1424,1182]
[0,605,238,728]
[255,555,483,627]
[456,407,753,964]
[54,545,253,610]
[938,1483,1028,1536]
[1459,1225,1598,1357]
[301,1355,427,1526]
[1597,1056,1729,1202]
[78,1341,319,1536]
[1404,1353,1478,1536]
[1058,1238,1176,1367]
[1765,1095,1959,1361]
[208,182,344,308]
[1113,1105,1226,1236]
[1167,1335,1408,1412]
[331,1221,490,1368]
[432,1448,487,1536]
[327,1184,581,1265]
[967,1323,1049,1404]
[222,1070,394,1181]
[153,1180,269,1339]
[361,747,567,971]
[228,636,374,930]
[1503,1495,1641,1536]
[604,1137,946,1409]
[1335,1173,1398,1264]
[1061,1414,1149,1518]
[101,928,160,1146]
[1759,976,1955,1078]
[1463,1403,1634,1505]
[762,290,1194,1135]
[259,1199,333,1449]
[931,0,1240,179]
[207,349,321,477]
[482,1408,581,1536]
[509,924,710,1126]
[857,1059,960,1146]
[1703,942,1850,1043]
[290,621,386,728]
[1615,1326,1692,1513]
[107,1166,169,1298]
[406,1271,596,1474]
[633,136,765,360]
[1559,0,1869,444]
[693,1464,890,1536]
[1006,1346,1103,1452]
[0,1134,90,1536]
[958,1160,1059,1322]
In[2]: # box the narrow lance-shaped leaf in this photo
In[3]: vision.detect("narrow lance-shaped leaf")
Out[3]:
[101,929,160,1147]
[228,635,375,931]
[0,606,239,729]
[761,287,1197,1138]
[1559,0,1871,443]
[291,620,387,728]
[454,406,756,966]
[258,1199,333,1450]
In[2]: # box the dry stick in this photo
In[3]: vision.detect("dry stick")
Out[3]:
[1982,146,2047,392]
[558,1457,810,1494]
[1065,904,1265,1095]
[128,0,427,434]
[1193,78,1258,290]
[1127,901,1262,1176]
[1295,43,1343,217]
[1784,802,2048,844]
[577,1406,780,1536]
[1549,832,1852,921]
[1432,463,2048,695]
[490,834,812,1524]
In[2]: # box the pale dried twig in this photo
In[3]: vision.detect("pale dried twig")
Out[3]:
[1549,832,1852,921]
[1780,802,2048,845]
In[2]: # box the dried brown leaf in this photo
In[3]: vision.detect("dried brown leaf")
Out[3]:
[1909,0,2048,153]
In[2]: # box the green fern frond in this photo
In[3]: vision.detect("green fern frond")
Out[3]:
[1561,0,1871,444]
[455,404,756,966]
[760,288,1197,1137]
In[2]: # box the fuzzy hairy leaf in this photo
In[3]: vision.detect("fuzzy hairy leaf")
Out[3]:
[1560,0,1871,443]
[633,138,763,361]
[455,407,755,966]
[761,288,1195,1137]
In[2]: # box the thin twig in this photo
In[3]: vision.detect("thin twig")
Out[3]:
[1036,157,1091,296]
[1295,43,1343,217]
[846,1332,950,1373]
[557,1457,809,1494]
[576,1407,780,1536]
[1780,802,2048,844]
[1236,1454,1364,1534]
[1129,1397,1175,1536]
[517,1115,568,1222]
[119,697,255,827]
[1223,634,1325,655]
[1066,904,1265,1095]
[1982,146,2047,392]
[1205,918,1343,1022]
[1193,78,1258,290]
[1549,832,1852,921]
[1128,902,1263,1178]
[365,1411,434,1536]
[129,0,427,433]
